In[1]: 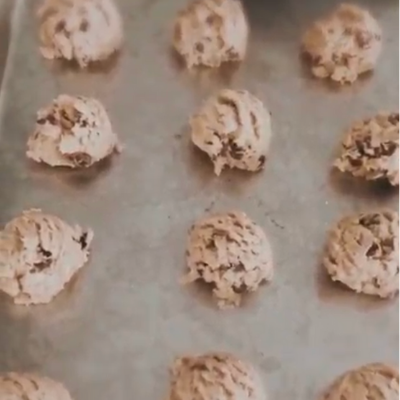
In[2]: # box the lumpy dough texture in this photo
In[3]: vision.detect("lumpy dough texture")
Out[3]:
[0,209,93,305]
[38,0,123,67]
[173,0,248,68]
[184,211,273,308]
[302,3,382,84]
[27,95,121,168]
[334,112,399,186]
[0,373,73,400]
[322,363,399,400]
[190,89,271,176]
[169,352,267,400]
[323,210,399,298]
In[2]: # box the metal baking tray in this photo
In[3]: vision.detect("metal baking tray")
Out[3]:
[0,0,398,398]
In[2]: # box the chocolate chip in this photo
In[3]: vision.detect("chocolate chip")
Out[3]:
[380,141,397,157]
[388,113,399,125]
[60,108,82,130]
[355,139,367,156]
[359,214,381,228]
[34,246,52,272]
[78,118,89,128]
[39,247,52,258]
[356,31,373,48]
[33,259,52,272]
[218,96,240,124]
[349,157,363,167]
[192,363,208,372]
[381,238,394,253]
[258,155,266,168]
[67,152,92,167]
[80,20,89,32]
[219,142,229,157]
[232,262,245,273]
[55,20,66,33]
[229,140,244,160]
[226,47,238,58]
[78,232,89,249]
[46,114,58,125]
[366,242,379,257]
[195,43,204,53]
[206,15,218,25]
[371,277,380,288]
[205,239,216,250]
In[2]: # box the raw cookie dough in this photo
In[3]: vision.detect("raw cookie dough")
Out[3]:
[173,0,248,68]
[334,112,399,186]
[169,352,267,400]
[183,211,273,308]
[321,363,399,400]
[190,89,272,176]
[302,3,382,84]
[0,209,93,305]
[27,95,121,168]
[0,373,73,400]
[323,210,399,298]
[38,0,123,67]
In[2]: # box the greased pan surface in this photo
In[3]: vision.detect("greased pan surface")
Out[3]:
[0,0,398,398]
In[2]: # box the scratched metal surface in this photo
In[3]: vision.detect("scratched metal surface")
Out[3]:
[0,0,398,398]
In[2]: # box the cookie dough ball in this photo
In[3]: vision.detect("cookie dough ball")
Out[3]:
[183,211,273,308]
[302,3,382,84]
[38,0,123,67]
[0,209,93,305]
[190,89,271,176]
[173,0,248,68]
[0,373,73,400]
[323,210,399,298]
[169,352,267,400]
[27,95,121,168]
[322,363,399,400]
[334,112,399,186]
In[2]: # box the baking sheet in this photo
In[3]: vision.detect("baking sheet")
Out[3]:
[0,0,398,398]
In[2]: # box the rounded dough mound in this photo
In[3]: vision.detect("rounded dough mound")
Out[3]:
[27,95,121,168]
[334,112,399,186]
[169,352,267,400]
[190,89,272,176]
[302,3,382,84]
[322,363,399,400]
[0,209,93,305]
[323,210,399,298]
[0,373,73,400]
[38,0,123,67]
[173,0,248,68]
[184,211,273,308]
